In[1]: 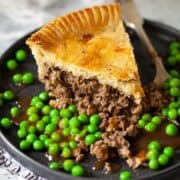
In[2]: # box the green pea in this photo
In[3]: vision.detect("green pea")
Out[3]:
[35,101,44,109]
[33,140,44,151]
[61,147,72,158]
[59,142,69,149]
[17,128,27,138]
[31,96,40,106]
[145,122,157,132]
[168,102,178,109]
[63,159,75,172]
[26,133,37,144]
[141,113,152,121]
[148,141,161,151]
[50,115,60,125]
[158,154,169,166]
[68,105,77,113]
[119,170,132,180]
[39,91,49,101]
[161,108,169,117]
[169,78,180,87]
[78,113,89,124]
[42,115,50,124]
[71,128,80,136]
[87,124,98,133]
[42,105,52,115]
[138,119,147,128]
[169,69,180,78]
[167,56,177,66]
[169,41,179,50]
[170,87,180,97]
[19,140,31,151]
[22,72,34,84]
[170,48,179,56]
[63,128,71,136]
[6,59,18,70]
[10,106,21,117]
[163,146,175,158]
[60,108,72,119]
[39,134,48,142]
[51,132,61,142]
[170,49,179,55]
[12,73,22,84]
[168,109,178,120]
[71,165,85,177]
[146,149,159,160]
[69,117,80,128]
[85,134,96,145]
[48,143,59,155]
[79,128,87,138]
[3,90,14,100]
[28,126,36,133]
[49,161,60,170]
[59,118,69,128]
[176,54,180,62]
[148,159,159,170]
[28,113,39,122]
[50,109,59,117]
[19,121,29,129]
[94,131,102,140]
[16,49,27,62]
[90,114,100,125]
[0,117,12,129]
[69,141,77,149]
[44,139,53,148]
[36,120,46,132]
[151,116,161,125]
[165,124,178,136]
[26,106,39,115]
[45,124,56,135]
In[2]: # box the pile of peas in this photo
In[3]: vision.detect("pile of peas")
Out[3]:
[120,41,180,179]
[0,90,15,128]
[16,91,102,177]
[138,114,161,132]
[166,41,180,66]
[6,49,34,85]
[6,49,27,70]
[147,141,175,170]
[0,48,103,177]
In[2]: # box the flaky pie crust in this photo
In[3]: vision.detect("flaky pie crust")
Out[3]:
[26,3,144,103]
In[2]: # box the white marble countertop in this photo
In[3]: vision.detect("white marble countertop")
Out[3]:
[0,0,180,179]
[0,0,180,55]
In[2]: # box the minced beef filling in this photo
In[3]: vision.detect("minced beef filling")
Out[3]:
[40,65,169,169]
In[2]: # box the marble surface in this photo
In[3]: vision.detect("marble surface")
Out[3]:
[0,0,180,55]
[0,0,180,179]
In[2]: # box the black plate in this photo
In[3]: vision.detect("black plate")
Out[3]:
[0,19,180,180]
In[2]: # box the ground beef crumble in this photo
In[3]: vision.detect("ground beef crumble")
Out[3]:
[40,65,169,171]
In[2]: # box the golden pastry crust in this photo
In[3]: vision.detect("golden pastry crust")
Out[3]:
[26,3,144,103]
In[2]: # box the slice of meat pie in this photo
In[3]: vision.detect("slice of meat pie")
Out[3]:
[26,3,144,166]
[26,3,144,115]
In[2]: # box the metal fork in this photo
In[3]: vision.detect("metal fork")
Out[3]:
[118,0,169,86]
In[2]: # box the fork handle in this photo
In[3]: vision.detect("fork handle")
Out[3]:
[134,25,169,85]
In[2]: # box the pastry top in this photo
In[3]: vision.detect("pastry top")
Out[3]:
[26,3,144,103]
